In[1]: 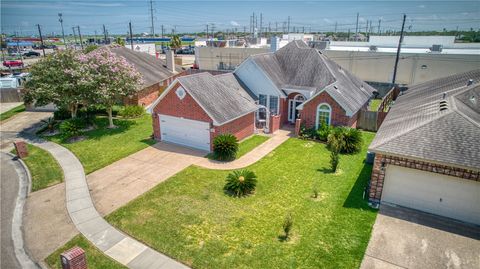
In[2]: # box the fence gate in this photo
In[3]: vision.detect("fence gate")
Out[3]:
[358,110,378,131]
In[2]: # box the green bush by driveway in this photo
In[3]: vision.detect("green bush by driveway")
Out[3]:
[107,132,377,269]
[46,114,155,174]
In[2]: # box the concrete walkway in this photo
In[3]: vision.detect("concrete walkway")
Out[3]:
[195,129,292,170]
[25,138,189,269]
[0,102,23,114]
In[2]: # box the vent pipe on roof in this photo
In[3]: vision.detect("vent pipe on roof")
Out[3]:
[467,79,474,86]
[442,92,447,99]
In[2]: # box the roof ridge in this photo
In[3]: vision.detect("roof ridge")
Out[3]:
[370,109,454,150]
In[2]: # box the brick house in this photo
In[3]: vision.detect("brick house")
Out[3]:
[368,69,480,225]
[151,72,257,152]
[234,40,376,133]
[108,46,183,107]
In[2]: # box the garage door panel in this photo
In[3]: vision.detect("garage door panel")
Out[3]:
[382,165,480,225]
[159,114,211,151]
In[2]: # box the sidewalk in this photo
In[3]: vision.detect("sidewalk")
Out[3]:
[26,137,189,269]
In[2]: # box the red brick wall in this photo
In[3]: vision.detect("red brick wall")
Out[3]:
[369,153,480,203]
[280,98,288,124]
[213,113,255,150]
[300,91,351,128]
[269,114,281,133]
[151,82,213,140]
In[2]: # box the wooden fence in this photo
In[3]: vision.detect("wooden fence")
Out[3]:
[0,88,23,103]
[358,86,400,131]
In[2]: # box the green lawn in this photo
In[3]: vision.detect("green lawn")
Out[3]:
[107,132,377,269]
[207,135,270,160]
[236,135,270,159]
[369,99,382,111]
[46,114,155,174]
[0,104,25,122]
[45,235,126,269]
[12,144,63,191]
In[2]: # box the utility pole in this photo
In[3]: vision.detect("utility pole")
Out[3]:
[260,13,263,38]
[211,23,215,38]
[378,19,381,34]
[287,16,291,33]
[334,21,337,33]
[37,24,46,56]
[94,30,97,44]
[58,13,66,46]
[161,25,164,37]
[77,26,83,49]
[129,21,134,50]
[149,0,155,36]
[103,24,108,44]
[72,27,78,46]
[355,12,359,41]
[392,14,407,85]
[206,24,209,40]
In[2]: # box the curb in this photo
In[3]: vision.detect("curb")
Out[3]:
[5,152,41,269]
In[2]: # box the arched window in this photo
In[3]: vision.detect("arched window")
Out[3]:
[316,103,331,129]
[294,94,305,102]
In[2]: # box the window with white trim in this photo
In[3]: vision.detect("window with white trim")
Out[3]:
[258,94,267,107]
[269,95,279,114]
[316,103,331,129]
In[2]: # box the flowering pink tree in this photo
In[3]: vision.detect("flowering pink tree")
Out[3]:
[79,47,142,128]
[25,49,89,118]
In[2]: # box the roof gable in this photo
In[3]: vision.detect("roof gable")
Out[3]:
[176,73,258,125]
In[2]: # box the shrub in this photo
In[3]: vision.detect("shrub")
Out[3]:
[224,169,257,197]
[316,124,332,142]
[40,117,57,133]
[330,150,340,172]
[53,107,71,120]
[59,119,82,138]
[282,213,293,240]
[213,134,239,161]
[341,127,363,154]
[299,126,318,140]
[327,127,362,154]
[118,105,145,118]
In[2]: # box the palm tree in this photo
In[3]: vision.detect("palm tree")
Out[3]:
[169,35,181,53]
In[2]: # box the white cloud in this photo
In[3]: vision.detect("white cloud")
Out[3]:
[230,21,239,26]
[323,18,333,24]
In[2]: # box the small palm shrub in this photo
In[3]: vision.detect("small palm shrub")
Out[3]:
[327,127,346,152]
[224,169,257,197]
[213,134,239,161]
[341,127,363,154]
[118,105,145,118]
[316,124,332,142]
[282,213,293,240]
[59,118,85,138]
[41,117,57,133]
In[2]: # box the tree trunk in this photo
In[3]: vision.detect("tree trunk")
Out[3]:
[107,106,115,128]
[70,104,78,118]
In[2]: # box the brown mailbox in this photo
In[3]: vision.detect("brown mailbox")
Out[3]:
[60,246,87,269]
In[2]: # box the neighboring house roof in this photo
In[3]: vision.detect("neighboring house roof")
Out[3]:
[369,69,480,171]
[244,40,375,115]
[174,72,258,126]
[108,46,182,88]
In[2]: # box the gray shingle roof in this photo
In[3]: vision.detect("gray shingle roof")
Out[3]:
[369,69,480,171]
[108,46,182,88]
[177,72,257,126]
[248,40,375,115]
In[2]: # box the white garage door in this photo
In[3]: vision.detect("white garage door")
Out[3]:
[382,165,480,225]
[159,114,210,151]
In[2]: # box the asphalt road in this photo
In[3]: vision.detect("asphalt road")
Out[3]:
[1,153,22,269]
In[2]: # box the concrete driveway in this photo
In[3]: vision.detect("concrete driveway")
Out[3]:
[361,205,480,269]
[0,111,52,150]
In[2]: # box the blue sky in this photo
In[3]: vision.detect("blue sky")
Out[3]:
[1,1,479,36]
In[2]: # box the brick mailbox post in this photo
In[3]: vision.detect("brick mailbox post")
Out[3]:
[13,141,28,159]
[60,247,87,269]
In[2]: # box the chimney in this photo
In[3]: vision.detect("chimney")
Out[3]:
[467,79,474,86]
[166,49,175,73]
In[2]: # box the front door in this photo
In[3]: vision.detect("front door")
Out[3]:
[288,99,303,122]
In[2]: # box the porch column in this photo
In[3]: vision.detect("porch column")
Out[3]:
[294,118,302,136]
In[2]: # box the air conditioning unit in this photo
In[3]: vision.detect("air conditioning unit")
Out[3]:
[430,44,443,52]
[309,41,330,50]
[369,45,378,52]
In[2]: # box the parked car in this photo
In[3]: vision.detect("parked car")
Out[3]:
[23,51,41,57]
[3,60,24,68]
